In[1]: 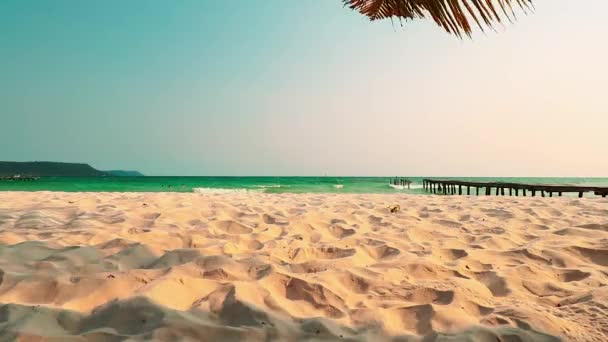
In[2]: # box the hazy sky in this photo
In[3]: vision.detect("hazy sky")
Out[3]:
[2,0,607,176]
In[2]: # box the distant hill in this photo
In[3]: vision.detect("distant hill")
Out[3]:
[0,161,143,177]
[105,170,144,177]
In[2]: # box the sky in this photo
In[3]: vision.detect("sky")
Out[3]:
[1,0,607,176]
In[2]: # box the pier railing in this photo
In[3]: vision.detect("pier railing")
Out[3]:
[423,179,608,198]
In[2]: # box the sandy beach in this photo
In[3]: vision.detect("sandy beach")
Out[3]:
[0,191,606,341]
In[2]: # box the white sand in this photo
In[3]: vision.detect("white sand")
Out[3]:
[0,191,606,341]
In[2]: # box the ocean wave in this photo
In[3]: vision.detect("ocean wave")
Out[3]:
[389,184,423,190]
[333,184,344,189]
[254,184,282,188]
[192,188,258,194]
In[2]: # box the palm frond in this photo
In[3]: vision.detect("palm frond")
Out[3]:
[344,0,533,37]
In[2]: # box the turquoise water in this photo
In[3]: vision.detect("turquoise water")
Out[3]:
[1,177,607,194]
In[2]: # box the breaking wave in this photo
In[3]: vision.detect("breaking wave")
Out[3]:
[192,188,258,194]
[389,184,423,190]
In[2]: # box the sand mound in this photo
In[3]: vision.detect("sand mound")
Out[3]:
[0,191,606,340]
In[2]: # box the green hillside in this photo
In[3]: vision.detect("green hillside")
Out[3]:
[0,162,142,177]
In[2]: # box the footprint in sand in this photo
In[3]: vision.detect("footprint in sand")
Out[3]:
[557,269,592,282]
[142,213,161,220]
[436,248,468,261]
[213,220,254,234]
[335,271,372,294]
[328,224,356,239]
[363,243,400,261]
[390,304,435,334]
[575,223,608,232]
[570,247,608,266]
[389,286,456,306]
[433,219,462,228]
[482,208,514,220]
[286,246,356,263]
[474,271,510,297]
[280,275,346,318]
[288,261,330,274]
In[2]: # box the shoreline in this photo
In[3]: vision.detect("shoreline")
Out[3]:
[2,188,608,196]
[2,176,608,196]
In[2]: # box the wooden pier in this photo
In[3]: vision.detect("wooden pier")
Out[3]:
[423,179,608,198]
[390,177,411,189]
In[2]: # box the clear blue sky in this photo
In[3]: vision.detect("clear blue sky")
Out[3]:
[2,0,607,176]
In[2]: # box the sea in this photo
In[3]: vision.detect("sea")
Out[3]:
[1,177,607,195]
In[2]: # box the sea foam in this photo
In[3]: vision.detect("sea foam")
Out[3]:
[389,184,423,190]
[193,188,257,194]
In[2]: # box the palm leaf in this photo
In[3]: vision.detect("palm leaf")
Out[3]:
[344,0,533,37]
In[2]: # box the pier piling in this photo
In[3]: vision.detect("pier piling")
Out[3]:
[422,179,607,199]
